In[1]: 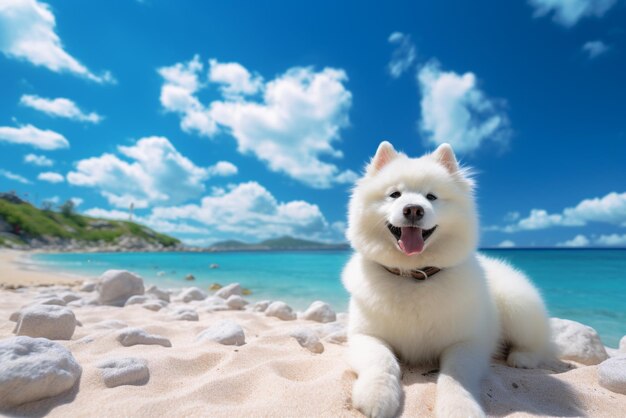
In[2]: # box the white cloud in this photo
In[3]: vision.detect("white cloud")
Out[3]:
[37,171,63,183]
[498,240,516,248]
[83,208,129,220]
[557,234,590,247]
[528,0,617,27]
[388,32,417,78]
[417,60,510,153]
[158,56,354,188]
[207,161,238,177]
[20,95,103,123]
[0,169,31,184]
[595,233,626,246]
[83,207,210,234]
[24,153,53,166]
[70,197,83,207]
[67,136,234,208]
[582,40,610,59]
[208,59,263,97]
[0,0,114,83]
[0,123,69,150]
[501,191,626,232]
[504,211,520,222]
[149,181,342,241]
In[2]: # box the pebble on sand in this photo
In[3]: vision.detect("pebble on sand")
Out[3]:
[169,307,199,321]
[97,357,150,388]
[265,301,296,321]
[79,281,97,292]
[301,301,336,323]
[34,297,67,306]
[58,292,81,303]
[551,318,609,365]
[142,300,167,311]
[196,320,246,346]
[251,300,271,312]
[0,336,82,407]
[290,328,324,354]
[179,287,208,303]
[116,327,172,348]
[13,305,77,340]
[215,283,242,299]
[92,319,128,330]
[598,356,626,395]
[226,295,248,310]
[185,274,196,281]
[146,285,170,302]
[125,295,149,306]
[97,270,145,307]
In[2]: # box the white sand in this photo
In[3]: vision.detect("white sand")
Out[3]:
[0,249,624,417]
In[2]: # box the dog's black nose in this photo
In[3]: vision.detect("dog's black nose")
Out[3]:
[403,204,424,221]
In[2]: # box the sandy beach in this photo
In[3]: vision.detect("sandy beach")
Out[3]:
[0,249,625,417]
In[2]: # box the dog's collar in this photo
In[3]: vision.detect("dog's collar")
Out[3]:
[382,265,441,281]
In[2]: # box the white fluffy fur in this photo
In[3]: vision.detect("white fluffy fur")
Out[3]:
[343,142,552,418]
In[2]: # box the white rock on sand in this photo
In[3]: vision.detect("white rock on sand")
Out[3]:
[202,296,230,312]
[168,307,199,321]
[58,292,81,303]
[13,305,77,340]
[550,318,609,365]
[196,320,246,346]
[598,356,626,395]
[116,327,172,347]
[125,295,149,306]
[92,319,128,330]
[226,295,248,310]
[146,285,170,302]
[290,328,324,354]
[265,301,296,321]
[142,300,167,311]
[0,336,81,407]
[179,287,207,303]
[97,270,145,306]
[251,300,271,312]
[79,281,97,292]
[301,301,336,323]
[34,296,67,306]
[97,357,149,388]
[215,283,242,299]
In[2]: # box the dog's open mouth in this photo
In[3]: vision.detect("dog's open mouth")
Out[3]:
[387,223,437,255]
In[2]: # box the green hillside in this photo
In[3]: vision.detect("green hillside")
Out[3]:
[0,193,179,249]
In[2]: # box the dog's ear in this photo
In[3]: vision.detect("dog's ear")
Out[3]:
[368,141,398,175]
[432,143,459,173]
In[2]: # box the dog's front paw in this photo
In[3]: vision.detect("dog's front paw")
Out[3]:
[352,369,402,418]
[436,391,485,418]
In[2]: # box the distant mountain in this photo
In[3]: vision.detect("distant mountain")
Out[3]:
[0,192,180,251]
[207,235,350,251]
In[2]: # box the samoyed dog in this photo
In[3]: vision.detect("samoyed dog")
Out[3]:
[342,142,552,418]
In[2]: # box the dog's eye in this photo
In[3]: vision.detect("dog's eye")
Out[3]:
[389,191,402,199]
[426,193,437,201]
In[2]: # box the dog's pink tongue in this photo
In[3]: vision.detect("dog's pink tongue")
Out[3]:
[398,227,424,255]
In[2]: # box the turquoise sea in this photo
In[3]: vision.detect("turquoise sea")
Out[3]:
[31,249,626,347]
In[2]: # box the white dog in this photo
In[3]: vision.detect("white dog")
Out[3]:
[342,142,552,418]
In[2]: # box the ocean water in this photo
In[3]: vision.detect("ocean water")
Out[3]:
[31,249,626,347]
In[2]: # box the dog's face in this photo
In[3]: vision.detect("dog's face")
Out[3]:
[347,141,478,269]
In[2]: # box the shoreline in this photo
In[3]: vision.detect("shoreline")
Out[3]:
[0,250,84,289]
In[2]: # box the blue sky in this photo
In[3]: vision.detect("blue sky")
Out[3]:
[1,0,625,247]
